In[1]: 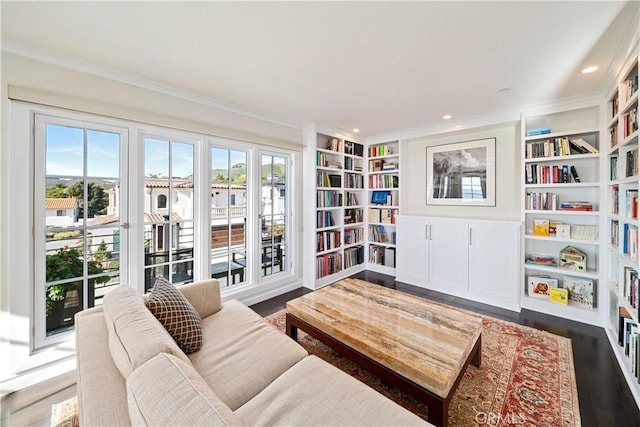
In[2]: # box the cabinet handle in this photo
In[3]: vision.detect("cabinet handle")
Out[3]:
[429,224,433,240]
[469,228,472,245]
[425,224,429,240]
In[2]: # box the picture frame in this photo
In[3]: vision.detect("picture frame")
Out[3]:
[426,137,496,206]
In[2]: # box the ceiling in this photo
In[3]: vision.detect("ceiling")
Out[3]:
[1,1,638,137]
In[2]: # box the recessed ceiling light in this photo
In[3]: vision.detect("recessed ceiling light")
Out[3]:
[582,66,598,74]
[352,128,360,133]
[443,115,452,120]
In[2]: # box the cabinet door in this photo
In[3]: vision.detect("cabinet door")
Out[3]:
[395,216,429,286]
[468,221,520,311]
[428,218,469,293]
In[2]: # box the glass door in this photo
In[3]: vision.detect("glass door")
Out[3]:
[260,153,289,279]
[34,115,128,345]
[210,147,248,287]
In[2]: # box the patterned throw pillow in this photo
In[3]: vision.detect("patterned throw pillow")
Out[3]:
[145,277,203,354]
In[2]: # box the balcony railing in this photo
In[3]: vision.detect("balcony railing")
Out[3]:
[211,206,246,218]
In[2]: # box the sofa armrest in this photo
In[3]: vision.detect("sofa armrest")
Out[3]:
[179,279,222,318]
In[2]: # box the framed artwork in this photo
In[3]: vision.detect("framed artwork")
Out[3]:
[426,137,496,206]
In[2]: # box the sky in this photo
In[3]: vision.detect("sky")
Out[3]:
[45,124,248,180]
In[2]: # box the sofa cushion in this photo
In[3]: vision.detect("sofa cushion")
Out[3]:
[145,277,203,353]
[188,300,308,410]
[75,307,131,426]
[178,279,223,318]
[236,355,431,426]
[103,285,192,378]
[127,353,244,427]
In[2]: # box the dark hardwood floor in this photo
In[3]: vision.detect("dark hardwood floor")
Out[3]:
[250,271,640,427]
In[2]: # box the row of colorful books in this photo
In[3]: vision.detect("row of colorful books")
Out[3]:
[525,164,580,184]
[316,252,342,279]
[524,137,598,159]
[618,307,640,381]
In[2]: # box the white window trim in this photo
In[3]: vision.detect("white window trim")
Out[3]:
[3,101,300,385]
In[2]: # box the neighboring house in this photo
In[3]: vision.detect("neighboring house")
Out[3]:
[45,197,79,227]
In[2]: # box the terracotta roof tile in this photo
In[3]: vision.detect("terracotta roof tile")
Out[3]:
[45,198,78,210]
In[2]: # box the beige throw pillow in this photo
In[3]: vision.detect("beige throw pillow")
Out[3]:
[145,277,203,354]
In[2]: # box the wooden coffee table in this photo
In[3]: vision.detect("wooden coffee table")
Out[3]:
[286,278,482,427]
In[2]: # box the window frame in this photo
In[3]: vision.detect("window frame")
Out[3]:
[5,101,299,374]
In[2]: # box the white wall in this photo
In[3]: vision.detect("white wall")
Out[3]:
[401,123,521,221]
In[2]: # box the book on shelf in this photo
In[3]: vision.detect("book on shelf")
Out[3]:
[526,253,557,266]
[549,288,569,305]
[384,247,396,268]
[619,306,633,346]
[559,201,593,211]
[525,192,557,210]
[327,138,343,152]
[626,148,638,177]
[527,276,558,299]
[626,189,639,219]
[570,165,580,182]
[368,208,381,223]
[532,219,550,236]
[568,137,599,154]
[610,156,618,180]
[570,225,598,241]
[623,266,639,312]
[563,277,596,308]
[556,224,571,239]
[549,220,563,237]
[623,223,639,259]
[527,127,551,136]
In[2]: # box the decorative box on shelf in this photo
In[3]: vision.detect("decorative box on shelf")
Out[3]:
[559,246,586,272]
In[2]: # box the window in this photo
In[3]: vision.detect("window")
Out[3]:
[157,194,167,209]
[461,176,484,199]
[143,137,195,290]
[260,153,289,279]
[210,147,248,287]
[13,103,297,354]
[34,115,127,345]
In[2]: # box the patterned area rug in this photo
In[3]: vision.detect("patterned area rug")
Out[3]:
[267,309,581,426]
[50,396,78,427]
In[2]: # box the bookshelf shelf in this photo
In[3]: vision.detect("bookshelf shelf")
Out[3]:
[605,46,640,403]
[366,139,400,272]
[309,129,366,283]
[521,104,603,330]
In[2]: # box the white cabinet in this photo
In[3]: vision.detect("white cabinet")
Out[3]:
[428,218,468,293]
[468,221,520,310]
[396,216,428,284]
[396,215,521,311]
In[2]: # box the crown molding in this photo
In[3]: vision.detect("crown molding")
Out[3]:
[1,38,302,131]
[397,110,521,142]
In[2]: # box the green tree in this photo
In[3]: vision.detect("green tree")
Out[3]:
[45,247,108,315]
[67,181,109,216]
[46,182,70,198]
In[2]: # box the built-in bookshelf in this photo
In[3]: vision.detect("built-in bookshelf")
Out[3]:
[366,139,400,275]
[521,105,603,326]
[311,130,366,287]
[605,47,640,405]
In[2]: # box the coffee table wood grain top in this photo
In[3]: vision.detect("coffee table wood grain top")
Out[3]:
[286,278,483,399]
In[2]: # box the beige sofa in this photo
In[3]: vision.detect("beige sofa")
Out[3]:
[75,279,431,426]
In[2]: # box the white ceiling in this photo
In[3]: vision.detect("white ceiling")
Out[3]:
[1,1,638,137]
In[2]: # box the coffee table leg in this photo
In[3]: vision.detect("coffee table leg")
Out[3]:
[471,334,482,367]
[428,400,447,427]
[285,313,298,341]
